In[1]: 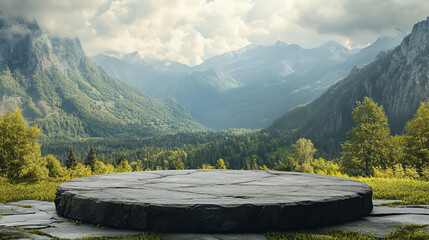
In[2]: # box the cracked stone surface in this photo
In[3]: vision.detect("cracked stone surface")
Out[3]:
[1,199,429,239]
[55,170,373,232]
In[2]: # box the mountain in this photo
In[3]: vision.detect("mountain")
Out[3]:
[93,36,402,130]
[0,16,202,139]
[269,17,429,147]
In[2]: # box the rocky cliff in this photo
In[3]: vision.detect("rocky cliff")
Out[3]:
[269,17,429,145]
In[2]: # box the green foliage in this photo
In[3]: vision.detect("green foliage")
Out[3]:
[0,177,62,203]
[116,160,132,173]
[265,225,429,240]
[85,146,98,171]
[200,163,214,169]
[275,138,320,173]
[0,57,202,140]
[71,232,163,240]
[215,158,227,169]
[92,160,115,175]
[341,98,390,176]
[292,138,316,164]
[68,163,92,179]
[385,224,429,239]
[373,164,421,180]
[42,131,291,171]
[169,158,185,170]
[265,229,376,240]
[404,101,429,173]
[43,154,65,178]
[358,177,429,205]
[66,147,78,168]
[0,109,43,182]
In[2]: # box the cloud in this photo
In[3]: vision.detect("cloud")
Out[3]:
[292,0,429,45]
[1,0,429,65]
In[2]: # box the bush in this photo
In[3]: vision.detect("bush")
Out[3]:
[44,155,66,178]
[93,160,115,175]
[67,163,92,179]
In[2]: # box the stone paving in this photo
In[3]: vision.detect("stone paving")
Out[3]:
[0,200,429,239]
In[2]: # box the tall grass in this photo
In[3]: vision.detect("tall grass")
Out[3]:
[0,177,63,203]
[357,177,429,205]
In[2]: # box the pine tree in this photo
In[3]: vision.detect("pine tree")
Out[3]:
[341,97,390,176]
[66,147,78,169]
[117,152,127,165]
[85,146,97,171]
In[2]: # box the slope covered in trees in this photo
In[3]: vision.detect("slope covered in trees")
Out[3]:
[269,17,429,153]
[0,16,201,139]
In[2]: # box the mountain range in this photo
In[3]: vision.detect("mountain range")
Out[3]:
[269,17,429,152]
[0,16,202,139]
[93,35,403,129]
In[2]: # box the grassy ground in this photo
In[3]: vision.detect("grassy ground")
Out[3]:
[0,177,64,203]
[63,232,163,240]
[265,225,429,240]
[357,177,429,205]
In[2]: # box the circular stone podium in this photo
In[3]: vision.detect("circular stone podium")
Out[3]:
[55,170,373,232]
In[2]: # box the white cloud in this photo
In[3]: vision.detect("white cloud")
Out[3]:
[2,0,429,65]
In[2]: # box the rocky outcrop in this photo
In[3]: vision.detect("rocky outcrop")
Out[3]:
[0,17,86,76]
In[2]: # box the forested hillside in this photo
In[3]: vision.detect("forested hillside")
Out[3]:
[0,17,202,139]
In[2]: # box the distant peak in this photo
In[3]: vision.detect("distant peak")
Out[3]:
[122,51,141,62]
[274,40,288,47]
[322,40,344,48]
[399,16,429,56]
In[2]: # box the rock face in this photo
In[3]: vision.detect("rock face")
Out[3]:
[269,17,429,143]
[55,170,373,233]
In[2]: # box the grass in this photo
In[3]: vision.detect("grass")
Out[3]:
[0,177,64,203]
[265,224,429,240]
[16,205,33,208]
[54,232,164,240]
[0,226,163,240]
[357,177,429,205]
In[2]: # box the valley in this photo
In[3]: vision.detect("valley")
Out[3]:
[1,4,429,239]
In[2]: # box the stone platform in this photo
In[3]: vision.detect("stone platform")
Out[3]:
[54,170,373,233]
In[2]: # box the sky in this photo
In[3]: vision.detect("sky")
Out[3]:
[1,0,429,66]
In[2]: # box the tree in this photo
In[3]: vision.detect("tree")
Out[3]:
[66,147,78,169]
[116,152,127,165]
[404,101,429,173]
[43,154,65,178]
[0,109,42,181]
[215,158,227,169]
[292,138,316,165]
[169,159,185,170]
[341,97,390,176]
[84,146,97,171]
